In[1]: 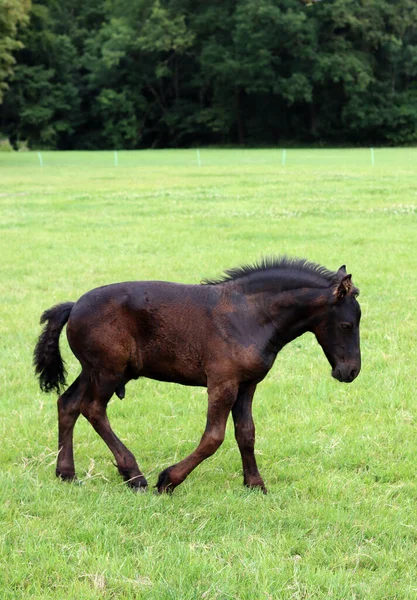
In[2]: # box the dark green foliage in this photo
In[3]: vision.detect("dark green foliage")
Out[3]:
[1,0,417,148]
[0,0,31,102]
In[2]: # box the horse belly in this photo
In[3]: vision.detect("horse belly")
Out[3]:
[138,334,208,386]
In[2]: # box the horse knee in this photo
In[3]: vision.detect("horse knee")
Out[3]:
[203,430,225,456]
[235,424,255,450]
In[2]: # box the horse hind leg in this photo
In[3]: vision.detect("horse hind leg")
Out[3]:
[80,373,147,490]
[56,374,84,481]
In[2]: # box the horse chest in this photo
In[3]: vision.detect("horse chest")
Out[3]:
[239,346,276,382]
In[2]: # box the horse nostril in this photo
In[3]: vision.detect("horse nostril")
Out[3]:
[350,368,357,380]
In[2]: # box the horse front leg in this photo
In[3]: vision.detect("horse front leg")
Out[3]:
[156,380,239,493]
[232,382,267,493]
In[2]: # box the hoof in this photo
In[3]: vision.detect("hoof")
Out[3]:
[56,469,76,482]
[155,468,175,494]
[244,480,268,495]
[118,467,148,491]
[128,476,148,492]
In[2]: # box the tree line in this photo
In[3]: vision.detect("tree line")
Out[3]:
[1,0,417,149]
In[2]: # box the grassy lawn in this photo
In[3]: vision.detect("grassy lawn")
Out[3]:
[1,148,416,599]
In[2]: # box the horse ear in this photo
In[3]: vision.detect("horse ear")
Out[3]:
[334,274,353,300]
[337,265,347,276]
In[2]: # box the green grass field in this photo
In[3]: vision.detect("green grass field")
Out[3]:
[1,148,417,599]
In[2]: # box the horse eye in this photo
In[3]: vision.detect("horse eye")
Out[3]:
[340,322,353,331]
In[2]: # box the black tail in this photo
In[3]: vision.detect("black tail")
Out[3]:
[34,302,75,394]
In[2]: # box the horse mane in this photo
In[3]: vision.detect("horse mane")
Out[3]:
[202,256,339,287]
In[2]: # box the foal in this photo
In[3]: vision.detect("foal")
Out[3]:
[34,257,361,493]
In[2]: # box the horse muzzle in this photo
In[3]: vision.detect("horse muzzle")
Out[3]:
[332,363,360,383]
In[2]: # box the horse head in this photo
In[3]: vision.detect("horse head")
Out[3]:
[314,266,361,383]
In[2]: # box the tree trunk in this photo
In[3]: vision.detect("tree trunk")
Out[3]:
[236,88,245,145]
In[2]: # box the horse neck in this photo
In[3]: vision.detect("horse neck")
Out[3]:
[235,276,332,347]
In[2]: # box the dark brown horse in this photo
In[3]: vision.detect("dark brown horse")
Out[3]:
[34,257,361,494]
